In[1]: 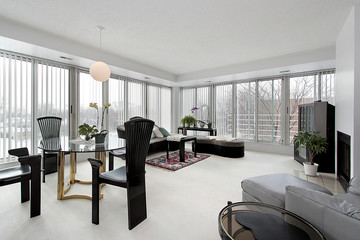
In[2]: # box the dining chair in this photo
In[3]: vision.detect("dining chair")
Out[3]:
[108,116,142,171]
[88,118,154,229]
[37,116,68,183]
[1,148,41,218]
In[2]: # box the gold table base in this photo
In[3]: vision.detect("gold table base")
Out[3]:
[57,151,106,200]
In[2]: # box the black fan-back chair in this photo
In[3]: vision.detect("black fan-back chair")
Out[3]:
[88,118,154,229]
[1,148,41,217]
[37,116,70,183]
[108,116,145,171]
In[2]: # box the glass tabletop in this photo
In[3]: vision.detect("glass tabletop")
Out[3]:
[38,136,125,153]
[218,202,325,240]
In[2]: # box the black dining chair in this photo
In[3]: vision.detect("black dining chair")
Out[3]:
[108,116,143,171]
[1,148,41,218]
[88,118,154,229]
[37,116,68,183]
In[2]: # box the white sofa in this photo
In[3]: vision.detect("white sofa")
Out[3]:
[285,178,360,240]
[241,174,360,240]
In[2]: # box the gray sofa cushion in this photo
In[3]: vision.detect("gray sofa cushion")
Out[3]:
[196,136,244,147]
[241,173,333,208]
[348,177,360,196]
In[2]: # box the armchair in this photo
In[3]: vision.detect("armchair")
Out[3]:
[0,148,41,218]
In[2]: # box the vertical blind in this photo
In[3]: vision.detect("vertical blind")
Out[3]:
[215,84,233,137]
[128,80,146,119]
[0,52,32,162]
[36,61,70,148]
[108,77,125,139]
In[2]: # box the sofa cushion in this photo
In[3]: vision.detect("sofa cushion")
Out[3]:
[153,126,164,138]
[159,127,171,137]
[348,177,360,196]
[241,173,333,208]
[286,186,360,220]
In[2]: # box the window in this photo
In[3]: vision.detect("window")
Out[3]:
[160,87,172,130]
[37,62,70,146]
[0,52,32,163]
[289,74,316,142]
[236,82,256,140]
[181,88,195,118]
[79,72,102,128]
[128,81,146,119]
[108,77,125,139]
[321,71,335,105]
[257,79,282,143]
[147,85,160,124]
[215,84,233,137]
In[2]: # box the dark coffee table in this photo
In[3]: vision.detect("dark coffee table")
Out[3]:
[218,202,325,240]
[167,136,197,162]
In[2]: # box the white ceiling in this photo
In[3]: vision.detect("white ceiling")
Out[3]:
[0,0,356,84]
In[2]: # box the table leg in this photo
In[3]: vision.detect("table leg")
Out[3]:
[57,152,65,200]
[179,140,185,162]
[167,141,170,160]
[70,152,76,184]
[194,139,197,158]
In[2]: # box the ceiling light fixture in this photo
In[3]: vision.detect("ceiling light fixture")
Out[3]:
[90,26,111,82]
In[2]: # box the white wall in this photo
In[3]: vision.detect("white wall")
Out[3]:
[336,6,360,177]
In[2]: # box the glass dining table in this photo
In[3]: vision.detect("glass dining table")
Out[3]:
[38,136,124,200]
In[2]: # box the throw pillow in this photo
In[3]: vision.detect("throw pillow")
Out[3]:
[153,126,164,138]
[151,132,155,139]
[348,177,360,195]
[159,127,171,137]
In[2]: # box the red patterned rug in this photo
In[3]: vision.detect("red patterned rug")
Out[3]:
[146,151,210,171]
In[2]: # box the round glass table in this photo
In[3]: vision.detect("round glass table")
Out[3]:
[218,202,325,240]
[38,136,124,200]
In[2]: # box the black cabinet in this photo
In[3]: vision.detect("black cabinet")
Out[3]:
[294,101,335,173]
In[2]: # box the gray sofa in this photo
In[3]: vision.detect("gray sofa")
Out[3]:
[241,173,360,240]
[117,124,178,154]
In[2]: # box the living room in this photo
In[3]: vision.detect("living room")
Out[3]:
[0,1,359,239]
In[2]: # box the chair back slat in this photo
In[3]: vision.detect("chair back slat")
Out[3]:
[37,116,62,140]
[125,118,154,178]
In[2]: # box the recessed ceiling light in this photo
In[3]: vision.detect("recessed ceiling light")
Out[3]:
[279,70,290,73]
[206,80,212,83]
[144,77,151,80]
[60,56,73,60]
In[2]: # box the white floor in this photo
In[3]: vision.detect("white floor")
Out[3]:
[0,150,345,240]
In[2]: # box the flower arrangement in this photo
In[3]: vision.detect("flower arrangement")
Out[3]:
[191,107,199,113]
[78,102,111,141]
[89,102,111,131]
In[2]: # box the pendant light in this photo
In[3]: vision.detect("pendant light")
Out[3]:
[90,26,111,82]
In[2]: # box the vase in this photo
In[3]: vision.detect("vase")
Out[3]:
[303,162,319,176]
[95,134,106,144]
[199,122,205,128]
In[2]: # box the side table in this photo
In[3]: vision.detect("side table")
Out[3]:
[218,201,325,240]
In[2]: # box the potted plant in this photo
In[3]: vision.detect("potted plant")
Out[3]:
[78,123,99,141]
[180,115,197,127]
[293,131,328,176]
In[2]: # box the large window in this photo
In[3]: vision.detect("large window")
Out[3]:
[147,85,172,129]
[258,79,282,143]
[128,81,146,119]
[215,84,233,137]
[79,72,102,128]
[236,82,256,140]
[0,53,32,163]
[160,87,172,130]
[181,69,335,145]
[108,77,125,139]
[289,74,316,142]
[37,62,70,146]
